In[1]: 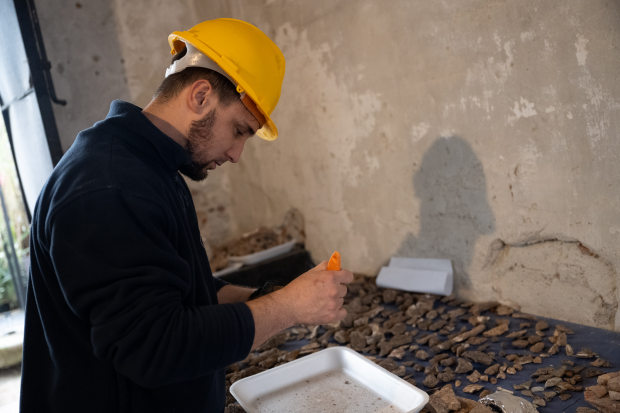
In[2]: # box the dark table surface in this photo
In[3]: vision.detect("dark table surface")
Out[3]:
[278,298,620,413]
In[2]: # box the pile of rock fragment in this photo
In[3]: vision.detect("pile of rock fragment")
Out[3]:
[223,275,615,413]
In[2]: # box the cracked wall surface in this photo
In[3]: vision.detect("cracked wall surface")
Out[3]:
[35,0,620,330]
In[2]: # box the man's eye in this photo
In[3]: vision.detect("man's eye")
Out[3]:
[236,129,243,137]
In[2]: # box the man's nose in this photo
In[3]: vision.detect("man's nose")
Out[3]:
[226,139,246,163]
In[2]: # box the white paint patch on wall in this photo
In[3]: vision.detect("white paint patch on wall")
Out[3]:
[507,97,538,125]
[575,34,589,66]
[411,122,430,142]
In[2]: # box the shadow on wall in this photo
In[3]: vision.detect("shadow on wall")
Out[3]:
[396,136,495,293]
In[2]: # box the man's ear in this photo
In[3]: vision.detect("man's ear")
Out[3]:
[187,79,215,115]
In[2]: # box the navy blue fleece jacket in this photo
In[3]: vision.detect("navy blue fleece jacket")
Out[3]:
[20,100,255,413]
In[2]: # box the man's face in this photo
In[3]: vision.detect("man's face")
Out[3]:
[180,99,260,181]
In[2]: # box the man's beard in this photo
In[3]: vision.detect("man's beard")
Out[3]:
[179,109,217,182]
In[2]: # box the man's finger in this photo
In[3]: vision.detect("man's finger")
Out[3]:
[333,269,354,284]
[337,284,347,298]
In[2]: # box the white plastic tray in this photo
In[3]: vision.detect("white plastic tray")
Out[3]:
[212,262,243,278]
[228,240,297,266]
[230,347,428,413]
[376,257,453,296]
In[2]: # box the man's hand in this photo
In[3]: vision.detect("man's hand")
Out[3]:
[279,261,353,326]
[245,261,354,350]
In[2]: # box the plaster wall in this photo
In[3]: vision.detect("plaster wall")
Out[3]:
[34,0,620,330]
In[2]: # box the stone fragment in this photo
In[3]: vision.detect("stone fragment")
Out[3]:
[495,305,514,316]
[527,335,542,344]
[566,344,574,356]
[480,375,489,382]
[467,370,482,383]
[533,357,542,364]
[586,368,605,378]
[389,322,407,336]
[530,342,545,353]
[479,390,492,399]
[455,397,480,413]
[587,385,609,398]
[483,324,509,338]
[414,364,425,372]
[598,372,620,386]
[455,358,474,374]
[592,358,612,368]
[512,340,529,349]
[426,394,450,413]
[497,372,506,380]
[481,362,498,375]
[507,367,517,375]
[548,343,559,355]
[535,320,549,331]
[455,380,462,387]
[506,330,527,339]
[334,330,349,344]
[438,370,456,383]
[434,384,462,411]
[556,332,567,346]
[559,393,571,401]
[416,349,430,361]
[463,384,485,394]
[454,325,487,343]
[379,341,393,357]
[441,357,456,367]
[462,351,494,366]
[610,376,620,392]
[490,378,498,384]
[531,386,544,392]
[389,346,407,360]
[610,391,620,401]
[532,398,545,407]
[424,374,440,388]
[576,348,598,358]
[586,390,620,413]
[382,289,397,303]
[576,408,600,413]
[513,380,532,390]
[544,377,562,388]
[467,337,488,346]
[391,334,412,347]
[349,331,366,351]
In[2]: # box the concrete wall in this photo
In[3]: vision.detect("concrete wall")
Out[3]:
[35,0,620,330]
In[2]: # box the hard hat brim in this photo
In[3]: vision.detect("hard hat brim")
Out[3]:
[169,32,279,141]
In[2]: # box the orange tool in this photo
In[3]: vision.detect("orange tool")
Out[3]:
[327,251,341,271]
[327,251,342,328]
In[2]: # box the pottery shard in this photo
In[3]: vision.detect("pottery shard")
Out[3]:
[438,370,456,383]
[586,391,620,413]
[530,342,545,353]
[556,332,568,347]
[456,358,474,374]
[610,391,620,401]
[350,331,366,351]
[506,330,527,339]
[462,351,494,366]
[454,325,487,343]
[435,385,462,411]
[416,349,430,361]
[427,394,451,413]
[463,384,485,394]
[483,323,509,337]
[544,377,562,388]
[548,343,559,355]
[389,322,407,336]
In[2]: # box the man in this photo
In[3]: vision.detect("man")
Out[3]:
[20,18,353,412]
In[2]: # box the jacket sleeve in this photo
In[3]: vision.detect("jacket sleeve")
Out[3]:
[47,187,255,389]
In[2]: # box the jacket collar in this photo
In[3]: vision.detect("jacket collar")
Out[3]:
[105,100,191,173]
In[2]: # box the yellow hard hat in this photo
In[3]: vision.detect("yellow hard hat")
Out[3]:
[168,19,285,141]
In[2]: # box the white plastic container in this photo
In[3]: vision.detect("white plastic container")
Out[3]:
[230,347,428,413]
[228,240,297,266]
[212,262,243,278]
[376,257,453,296]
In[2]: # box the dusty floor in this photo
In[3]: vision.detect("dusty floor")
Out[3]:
[0,365,20,413]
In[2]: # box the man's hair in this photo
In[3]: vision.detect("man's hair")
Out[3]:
[154,47,239,106]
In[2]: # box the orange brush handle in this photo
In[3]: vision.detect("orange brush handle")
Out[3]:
[327,251,341,271]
